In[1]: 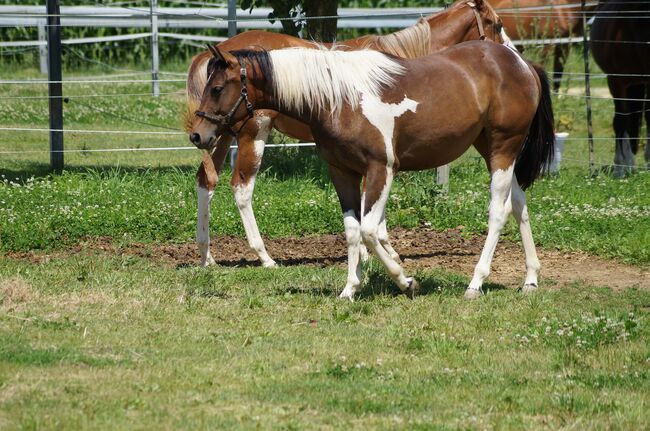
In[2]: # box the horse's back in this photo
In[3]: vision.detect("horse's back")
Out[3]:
[391,41,540,170]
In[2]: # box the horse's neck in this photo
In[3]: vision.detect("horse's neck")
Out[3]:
[424,10,474,50]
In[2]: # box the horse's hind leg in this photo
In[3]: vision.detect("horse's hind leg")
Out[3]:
[465,160,515,299]
[511,176,541,293]
[197,136,231,266]
[231,115,276,268]
[643,84,650,169]
[552,44,569,92]
[361,164,417,297]
[610,78,636,177]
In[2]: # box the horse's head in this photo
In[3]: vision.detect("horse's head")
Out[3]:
[463,0,513,48]
[189,46,261,150]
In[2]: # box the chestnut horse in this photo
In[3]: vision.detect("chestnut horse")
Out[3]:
[590,0,650,176]
[184,0,511,268]
[189,43,554,299]
[493,0,596,91]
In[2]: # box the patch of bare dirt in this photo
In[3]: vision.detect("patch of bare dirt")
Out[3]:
[1,277,36,308]
[5,228,648,290]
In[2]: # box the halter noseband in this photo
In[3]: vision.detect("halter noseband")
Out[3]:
[467,2,487,41]
[195,57,255,137]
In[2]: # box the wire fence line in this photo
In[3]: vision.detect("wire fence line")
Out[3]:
[1,3,647,170]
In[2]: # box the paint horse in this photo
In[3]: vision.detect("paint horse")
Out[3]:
[184,0,512,268]
[493,0,596,91]
[590,0,650,177]
[189,43,555,300]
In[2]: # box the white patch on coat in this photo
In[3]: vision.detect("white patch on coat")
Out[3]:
[360,93,418,168]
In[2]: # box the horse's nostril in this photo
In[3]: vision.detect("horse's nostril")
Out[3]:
[190,133,201,145]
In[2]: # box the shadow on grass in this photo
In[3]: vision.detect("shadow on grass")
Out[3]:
[356,265,507,300]
[0,146,332,185]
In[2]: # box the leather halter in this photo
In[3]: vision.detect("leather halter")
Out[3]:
[467,2,487,40]
[195,57,255,137]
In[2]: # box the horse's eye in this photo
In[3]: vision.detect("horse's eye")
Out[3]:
[211,86,223,96]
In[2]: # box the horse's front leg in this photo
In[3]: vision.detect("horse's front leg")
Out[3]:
[231,114,276,268]
[327,164,363,300]
[361,163,418,298]
[197,136,231,266]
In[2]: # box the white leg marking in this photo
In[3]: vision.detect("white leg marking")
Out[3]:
[466,163,515,298]
[197,185,216,266]
[378,216,400,263]
[358,94,418,294]
[233,116,277,268]
[339,210,363,300]
[510,177,541,293]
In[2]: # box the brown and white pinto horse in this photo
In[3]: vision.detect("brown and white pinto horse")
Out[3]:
[189,43,555,299]
[184,0,512,268]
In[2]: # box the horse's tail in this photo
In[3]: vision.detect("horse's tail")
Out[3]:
[183,53,210,133]
[515,62,555,190]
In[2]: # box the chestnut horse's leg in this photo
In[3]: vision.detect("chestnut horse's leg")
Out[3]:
[465,160,516,299]
[510,177,541,293]
[552,44,569,92]
[360,163,417,297]
[231,115,277,268]
[328,163,363,300]
[197,137,231,266]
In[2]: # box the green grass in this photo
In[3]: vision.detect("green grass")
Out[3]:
[1,45,649,430]
[1,48,649,264]
[1,255,649,429]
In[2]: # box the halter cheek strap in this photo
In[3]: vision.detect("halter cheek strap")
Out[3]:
[467,2,487,41]
[195,57,255,137]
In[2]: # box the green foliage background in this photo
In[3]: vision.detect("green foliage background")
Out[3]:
[0,0,450,67]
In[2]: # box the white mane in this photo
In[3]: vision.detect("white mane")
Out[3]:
[269,47,406,114]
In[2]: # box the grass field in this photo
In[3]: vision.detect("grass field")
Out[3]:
[1,46,649,429]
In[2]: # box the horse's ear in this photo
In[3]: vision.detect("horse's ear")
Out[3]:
[471,0,484,10]
[207,44,225,62]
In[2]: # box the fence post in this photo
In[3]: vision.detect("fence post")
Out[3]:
[436,164,449,192]
[581,0,595,174]
[38,19,47,75]
[46,0,63,171]
[150,0,160,97]
[228,0,238,166]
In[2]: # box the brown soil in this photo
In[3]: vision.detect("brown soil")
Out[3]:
[5,227,648,290]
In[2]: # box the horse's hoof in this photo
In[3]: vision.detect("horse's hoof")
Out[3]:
[405,277,419,299]
[262,260,278,268]
[464,288,483,300]
[338,290,355,302]
[522,283,538,294]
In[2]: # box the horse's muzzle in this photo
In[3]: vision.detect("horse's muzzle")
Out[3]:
[189,132,216,150]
